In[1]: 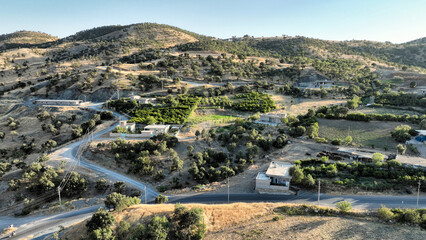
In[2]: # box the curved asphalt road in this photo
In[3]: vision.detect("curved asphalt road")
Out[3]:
[1,102,426,239]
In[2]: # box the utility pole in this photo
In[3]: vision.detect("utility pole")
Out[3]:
[317,180,321,206]
[58,186,62,207]
[417,181,421,208]
[227,176,230,203]
[144,185,147,204]
[117,88,120,100]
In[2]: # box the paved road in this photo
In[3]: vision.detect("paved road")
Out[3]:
[49,103,159,200]
[1,100,425,239]
[2,191,426,239]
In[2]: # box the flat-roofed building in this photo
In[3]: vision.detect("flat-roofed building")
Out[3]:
[144,124,170,135]
[256,161,293,193]
[34,99,82,106]
[119,120,136,132]
[257,113,287,125]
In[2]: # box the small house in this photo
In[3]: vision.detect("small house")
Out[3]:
[256,161,293,193]
[119,120,136,132]
[257,113,287,125]
[144,125,170,135]
[296,69,334,89]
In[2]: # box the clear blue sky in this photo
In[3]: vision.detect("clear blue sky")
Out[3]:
[1,0,425,43]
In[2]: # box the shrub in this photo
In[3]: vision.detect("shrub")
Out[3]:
[170,204,206,240]
[404,209,421,224]
[155,194,169,204]
[315,137,328,143]
[95,178,108,192]
[336,200,352,213]
[377,205,394,221]
[144,216,170,240]
[104,192,141,211]
[86,208,115,232]
[331,139,341,145]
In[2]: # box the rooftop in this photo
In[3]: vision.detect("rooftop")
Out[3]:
[417,130,426,136]
[145,124,170,129]
[256,172,270,180]
[265,161,292,178]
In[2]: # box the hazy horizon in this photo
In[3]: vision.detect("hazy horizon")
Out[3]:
[1,0,425,44]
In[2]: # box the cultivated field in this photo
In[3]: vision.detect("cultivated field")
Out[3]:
[317,119,411,150]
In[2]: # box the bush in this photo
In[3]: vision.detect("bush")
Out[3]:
[155,194,169,204]
[315,137,328,143]
[331,139,341,145]
[336,200,352,213]
[86,208,115,232]
[144,216,170,240]
[377,205,394,221]
[404,209,421,224]
[95,178,108,192]
[170,204,206,240]
[104,192,141,211]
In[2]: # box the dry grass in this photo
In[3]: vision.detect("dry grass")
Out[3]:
[62,202,426,240]
[269,94,346,115]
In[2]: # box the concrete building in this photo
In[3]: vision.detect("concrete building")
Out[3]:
[296,69,334,89]
[144,125,170,135]
[256,161,293,193]
[33,99,82,106]
[130,96,157,105]
[257,113,287,126]
[119,120,136,132]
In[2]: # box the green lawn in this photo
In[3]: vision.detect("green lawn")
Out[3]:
[318,119,412,150]
[187,114,237,124]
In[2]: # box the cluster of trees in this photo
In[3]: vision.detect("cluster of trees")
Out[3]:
[375,92,426,107]
[391,125,418,142]
[108,95,199,124]
[315,105,426,124]
[378,206,426,229]
[282,109,319,138]
[232,91,276,113]
[292,158,426,192]
[103,136,181,181]
[86,203,206,240]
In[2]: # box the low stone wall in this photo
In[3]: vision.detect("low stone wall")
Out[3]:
[109,133,152,138]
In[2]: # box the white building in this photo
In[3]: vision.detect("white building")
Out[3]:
[130,96,157,105]
[257,113,287,125]
[256,161,293,193]
[144,125,170,135]
[296,69,334,89]
[33,99,82,106]
[119,120,136,132]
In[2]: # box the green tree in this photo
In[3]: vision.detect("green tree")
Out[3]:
[95,178,108,192]
[145,216,170,240]
[391,125,413,142]
[155,194,169,204]
[344,136,353,145]
[290,165,304,184]
[336,200,352,213]
[371,153,385,165]
[104,192,141,211]
[396,144,407,155]
[86,208,115,232]
[170,204,206,240]
[377,205,394,221]
[116,221,131,240]
[302,174,315,187]
[0,131,4,141]
[113,181,126,193]
[419,119,426,130]
[62,172,87,197]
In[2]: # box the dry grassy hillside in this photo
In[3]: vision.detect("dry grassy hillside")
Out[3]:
[61,203,426,240]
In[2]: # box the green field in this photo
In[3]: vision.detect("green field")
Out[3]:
[351,106,421,116]
[318,119,412,150]
[187,114,237,124]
